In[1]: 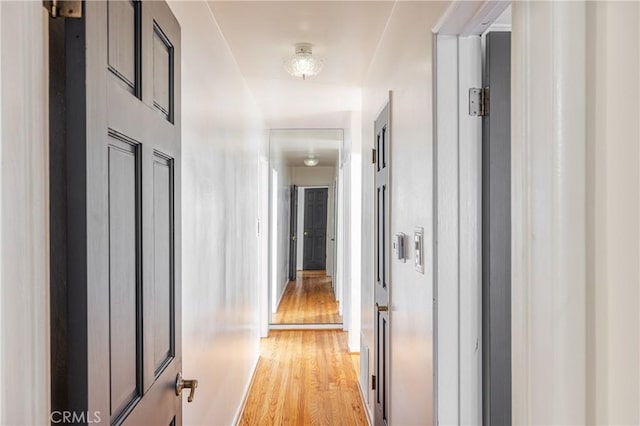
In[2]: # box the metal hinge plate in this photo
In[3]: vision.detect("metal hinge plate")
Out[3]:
[43,0,82,19]
[469,87,489,117]
[371,374,376,390]
[372,149,377,164]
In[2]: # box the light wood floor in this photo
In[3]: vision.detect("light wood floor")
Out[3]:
[273,271,342,324]
[239,330,367,426]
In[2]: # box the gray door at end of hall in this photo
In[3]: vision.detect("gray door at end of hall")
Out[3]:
[302,188,328,270]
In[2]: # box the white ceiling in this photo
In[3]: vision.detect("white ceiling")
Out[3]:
[207,1,396,128]
[270,129,342,167]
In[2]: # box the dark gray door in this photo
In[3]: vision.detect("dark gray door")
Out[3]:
[374,101,390,426]
[289,185,298,280]
[482,31,511,426]
[302,188,328,270]
[49,1,186,424]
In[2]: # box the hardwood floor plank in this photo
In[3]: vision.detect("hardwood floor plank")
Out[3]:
[273,271,342,324]
[239,330,367,426]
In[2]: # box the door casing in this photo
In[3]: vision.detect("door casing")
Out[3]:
[432,1,510,424]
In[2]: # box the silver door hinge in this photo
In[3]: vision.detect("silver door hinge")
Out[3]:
[43,0,82,19]
[371,374,376,390]
[372,149,377,164]
[469,87,489,117]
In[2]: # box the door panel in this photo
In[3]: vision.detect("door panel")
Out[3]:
[50,1,183,424]
[374,101,391,426]
[302,188,328,270]
[107,0,139,93]
[107,135,142,421]
[153,154,175,376]
[482,31,512,426]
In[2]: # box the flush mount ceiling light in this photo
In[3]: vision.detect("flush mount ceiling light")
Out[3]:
[304,155,319,167]
[283,43,324,80]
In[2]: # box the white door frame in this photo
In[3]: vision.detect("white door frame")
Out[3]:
[432,1,510,424]
[433,1,588,424]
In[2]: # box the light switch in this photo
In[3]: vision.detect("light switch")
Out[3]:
[393,233,406,262]
[414,227,424,274]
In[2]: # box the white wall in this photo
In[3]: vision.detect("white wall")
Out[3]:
[511,2,640,424]
[269,146,291,313]
[348,111,362,353]
[0,3,50,424]
[291,166,336,185]
[360,2,448,423]
[168,2,266,424]
[586,2,640,424]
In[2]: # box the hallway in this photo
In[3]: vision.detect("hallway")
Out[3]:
[3,1,640,425]
[239,330,366,426]
[273,271,341,324]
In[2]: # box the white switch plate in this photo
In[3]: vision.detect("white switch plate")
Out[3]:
[414,226,424,274]
[393,233,406,262]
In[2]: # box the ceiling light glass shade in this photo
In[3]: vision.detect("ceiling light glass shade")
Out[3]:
[304,157,319,167]
[283,43,324,80]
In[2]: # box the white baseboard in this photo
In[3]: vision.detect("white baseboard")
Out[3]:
[356,373,373,426]
[232,355,261,425]
[273,279,291,314]
[269,323,344,330]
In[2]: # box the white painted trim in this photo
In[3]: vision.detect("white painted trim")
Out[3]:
[0,3,51,424]
[0,4,4,419]
[433,1,507,424]
[0,3,4,420]
[232,355,261,425]
[433,34,483,426]
[434,34,461,426]
[356,373,373,426]
[433,0,510,36]
[511,2,586,424]
[274,278,290,314]
[269,323,344,331]
[259,158,270,338]
[457,36,483,426]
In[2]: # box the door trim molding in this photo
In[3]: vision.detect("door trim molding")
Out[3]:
[511,2,587,423]
[0,3,51,423]
[432,1,509,424]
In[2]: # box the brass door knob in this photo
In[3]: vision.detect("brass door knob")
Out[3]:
[304,232,308,236]
[176,372,198,403]
[376,302,388,312]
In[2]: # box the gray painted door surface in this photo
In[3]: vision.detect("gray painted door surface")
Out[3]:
[374,102,390,426]
[50,1,183,424]
[482,31,511,426]
[289,185,298,280]
[302,188,328,270]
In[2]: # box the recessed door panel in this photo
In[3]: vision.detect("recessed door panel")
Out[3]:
[152,23,173,121]
[108,0,140,92]
[108,134,142,421]
[153,153,174,375]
